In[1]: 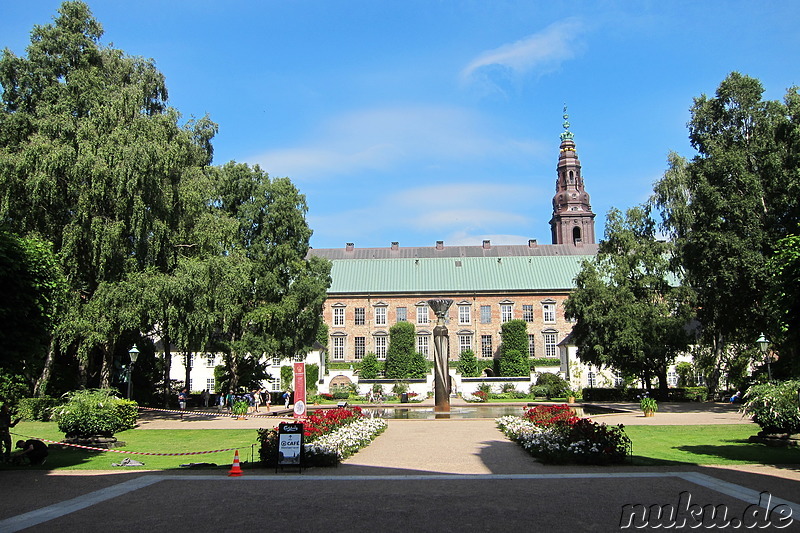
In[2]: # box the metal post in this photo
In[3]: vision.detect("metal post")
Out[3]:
[127,363,134,399]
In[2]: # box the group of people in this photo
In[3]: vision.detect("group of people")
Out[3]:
[1,404,49,466]
[175,388,294,416]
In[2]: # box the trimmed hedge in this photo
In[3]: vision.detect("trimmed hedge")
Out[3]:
[582,387,709,402]
[17,396,60,421]
[530,358,560,367]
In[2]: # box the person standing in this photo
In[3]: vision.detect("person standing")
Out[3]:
[201,389,210,408]
[1,405,21,463]
[252,389,261,413]
[283,390,291,409]
[178,388,189,419]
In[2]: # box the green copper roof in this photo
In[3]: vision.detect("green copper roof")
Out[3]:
[327,255,592,294]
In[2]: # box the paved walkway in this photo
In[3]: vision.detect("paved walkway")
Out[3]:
[1,402,798,532]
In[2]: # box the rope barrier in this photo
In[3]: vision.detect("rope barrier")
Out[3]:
[137,406,294,420]
[11,432,240,456]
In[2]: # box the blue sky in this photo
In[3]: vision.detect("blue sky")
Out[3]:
[3,1,799,249]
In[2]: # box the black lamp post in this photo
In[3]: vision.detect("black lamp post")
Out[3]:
[756,334,771,382]
[127,344,140,399]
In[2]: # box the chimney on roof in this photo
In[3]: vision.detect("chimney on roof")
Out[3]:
[528,239,538,247]
[391,241,399,250]
[436,240,444,250]
[346,243,354,252]
[482,239,491,249]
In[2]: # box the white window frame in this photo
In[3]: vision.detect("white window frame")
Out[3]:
[206,378,215,393]
[396,307,407,322]
[542,303,556,324]
[458,305,471,325]
[416,305,429,325]
[480,305,491,324]
[205,354,216,368]
[416,335,430,357]
[332,337,345,360]
[374,336,387,360]
[500,303,513,323]
[458,335,472,354]
[375,306,387,326]
[528,334,535,358]
[543,332,557,358]
[333,307,345,326]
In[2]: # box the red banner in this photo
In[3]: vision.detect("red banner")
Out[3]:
[293,362,306,418]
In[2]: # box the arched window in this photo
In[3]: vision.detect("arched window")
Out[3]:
[572,226,582,245]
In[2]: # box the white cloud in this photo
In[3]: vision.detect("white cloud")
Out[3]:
[249,106,545,181]
[460,18,585,85]
[308,181,540,248]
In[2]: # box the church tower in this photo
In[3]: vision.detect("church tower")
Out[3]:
[549,107,596,245]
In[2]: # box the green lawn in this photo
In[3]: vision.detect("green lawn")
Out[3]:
[5,421,798,471]
[626,425,800,466]
[6,421,260,471]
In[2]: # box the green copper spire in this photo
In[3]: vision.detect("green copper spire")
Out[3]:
[560,104,574,141]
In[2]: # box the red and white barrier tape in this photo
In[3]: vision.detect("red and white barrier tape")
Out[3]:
[11,433,239,456]
[138,406,294,420]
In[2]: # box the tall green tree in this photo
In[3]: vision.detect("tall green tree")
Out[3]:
[564,206,696,394]
[499,319,530,376]
[385,321,416,379]
[653,72,800,386]
[0,230,68,393]
[0,2,215,390]
[205,162,331,392]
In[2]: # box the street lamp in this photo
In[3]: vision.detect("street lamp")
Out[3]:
[756,334,771,381]
[127,344,140,399]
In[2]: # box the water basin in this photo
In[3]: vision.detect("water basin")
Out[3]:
[360,404,620,420]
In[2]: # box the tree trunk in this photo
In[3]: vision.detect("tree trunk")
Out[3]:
[162,322,172,408]
[33,337,57,397]
[99,342,115,389]
[184,351,193,392]
[706,332,725,400]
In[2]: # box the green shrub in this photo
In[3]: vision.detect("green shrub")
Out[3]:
[54,389,138,438]
[477,382,492,394]
[529,384,548,398]
[306,364,319,394]
[408,352,429,378]
[457,349,480,377]
[359,353,380,379]
[742,380,800,433]
[536,373,569,399]
[17,396,60,421]
[530,357,561,368]
[333,391,350,400]
[391,381,409,394]
[500,349,529,377]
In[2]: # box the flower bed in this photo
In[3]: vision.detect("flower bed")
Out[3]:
[523,404,579,427]
[497,412,631,465]
[258,406,387,466]
[304,418,387,466]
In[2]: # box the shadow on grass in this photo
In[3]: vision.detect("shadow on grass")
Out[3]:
[676,440,800,465]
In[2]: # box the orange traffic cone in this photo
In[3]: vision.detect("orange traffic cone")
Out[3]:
[228,449,243,477]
